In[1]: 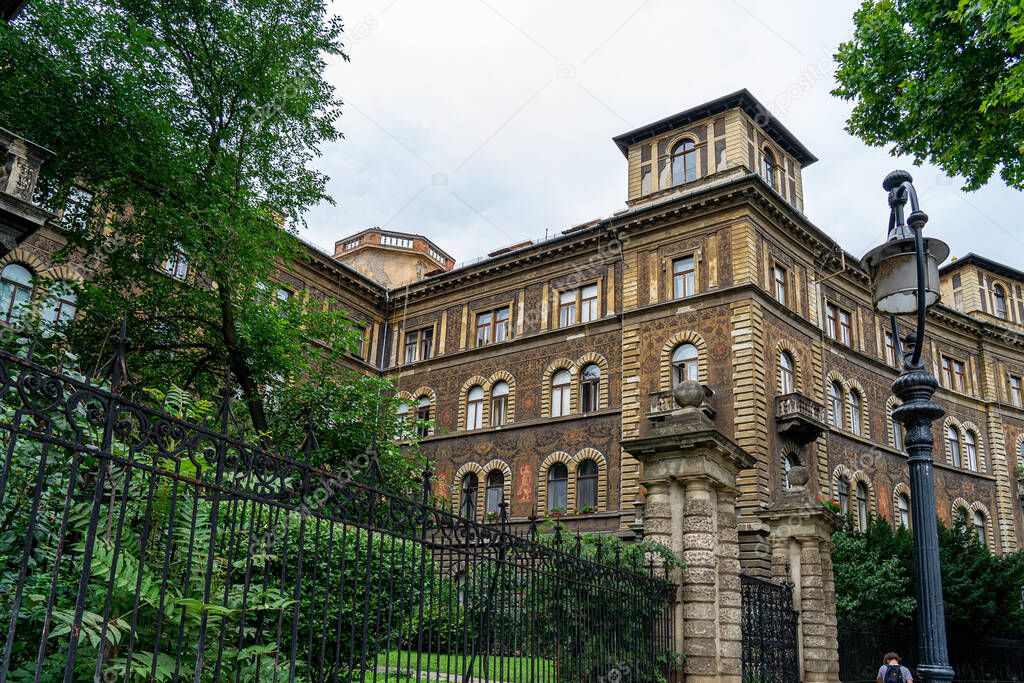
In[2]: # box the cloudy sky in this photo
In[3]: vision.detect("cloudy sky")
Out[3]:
[305,0,1024,270]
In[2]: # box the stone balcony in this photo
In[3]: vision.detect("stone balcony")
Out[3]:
[0,127,54,254]
[647,386,716,422]
[774,392,827,445]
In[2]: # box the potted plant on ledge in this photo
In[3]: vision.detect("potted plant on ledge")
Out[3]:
[816,496,841,514]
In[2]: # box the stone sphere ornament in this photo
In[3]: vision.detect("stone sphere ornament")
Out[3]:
[673,380,705,409]
[787,465,810,489]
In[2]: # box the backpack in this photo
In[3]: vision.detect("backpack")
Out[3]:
[884,664,904,683]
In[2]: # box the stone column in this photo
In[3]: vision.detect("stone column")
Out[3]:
[623,382,754,683]
[759,466,842,683]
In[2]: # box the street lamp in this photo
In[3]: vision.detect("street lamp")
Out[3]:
[862,170,954,683]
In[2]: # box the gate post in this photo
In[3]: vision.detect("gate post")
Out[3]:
[759,466,842,683]
[623,382,754,683]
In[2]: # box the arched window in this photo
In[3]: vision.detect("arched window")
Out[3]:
[41,281,77,329]
[551,369,572,417]
[897,493,910,529]
[0,263,34,323]
[782,453,800,490]
[460,473,478,520]
[415,396,431,438]
[670,139,697,186]
[964,430,979,471]
[829,382,844,428]
[993,284,1008,320]
[395,402,410,440]
[837,475,850,517]
[485,470,504,516]
[779,352,795,395]
[547,463,568,513]
[973,510,986,546]
[580,364,601,413]
[671,344,699,387]
[855,481,869,531]
[848,389,863,436]
[947,426,962,468]
[576,459,599,511]
[466,386,484,430]
[490,381,509,427]
[762,148,778,189]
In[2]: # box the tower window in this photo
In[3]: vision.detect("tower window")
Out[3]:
[993,284,1008,320]
[762,148,778,190]
[670,139,697,186]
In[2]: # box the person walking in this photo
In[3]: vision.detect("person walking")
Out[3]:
[877,652,914,683]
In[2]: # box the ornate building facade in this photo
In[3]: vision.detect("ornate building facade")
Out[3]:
[5,89,1024,571]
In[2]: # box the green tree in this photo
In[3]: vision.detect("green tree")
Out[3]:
[832,514,1024,638]
[0,0,348,436]
[833,0,1024,190]
[832,517,916,625]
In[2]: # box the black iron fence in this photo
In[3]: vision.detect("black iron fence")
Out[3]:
[0,345,676,682]
[740,574,799,683]
[838,620,1024,683]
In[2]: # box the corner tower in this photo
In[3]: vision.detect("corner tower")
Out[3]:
[333,228,454,288]
[612,88,817,211]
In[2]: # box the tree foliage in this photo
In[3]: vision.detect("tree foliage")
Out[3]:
[833,0,1024,190]
[0,0,350,435]
[832,514,1024,638]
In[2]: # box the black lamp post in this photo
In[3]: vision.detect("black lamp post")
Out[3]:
[862,170,954,683]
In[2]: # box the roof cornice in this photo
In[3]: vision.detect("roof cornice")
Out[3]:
[611,88,818,165]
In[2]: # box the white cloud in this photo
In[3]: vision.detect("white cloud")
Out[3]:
[303,0,1024,270]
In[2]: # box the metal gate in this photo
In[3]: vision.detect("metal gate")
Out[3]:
[741,574,800,683]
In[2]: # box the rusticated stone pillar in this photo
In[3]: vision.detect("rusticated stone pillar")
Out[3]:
[623,382,754,683]
[760,466,842,683]
[716,493,743,680]
[680,479,718,680]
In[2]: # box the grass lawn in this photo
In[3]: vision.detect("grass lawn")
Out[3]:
[375,649,555,682]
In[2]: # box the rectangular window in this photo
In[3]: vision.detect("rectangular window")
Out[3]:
[475,307,511,346]
[559,290,576,328]
[354,324,367,359]
[475,311,492,346]
[580,284,598,322]
[558,285,599,328]
[839,310,852,345]
[941,356,966,392]
[953,290,964,311]
[672,256,696,299]
[1011,375,1023,408]
[773,265,787,305]
[640,166,652,195]
[403,327,433,364]
[953,359,966,392]
[494,307,509,342]
[826,303,852,345]
[884,331,898,368]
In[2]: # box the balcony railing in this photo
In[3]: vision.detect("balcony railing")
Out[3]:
[774,392,826,444]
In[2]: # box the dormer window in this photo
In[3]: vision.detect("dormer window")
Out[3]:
[670,139,697,186]
[762,147,778,190]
